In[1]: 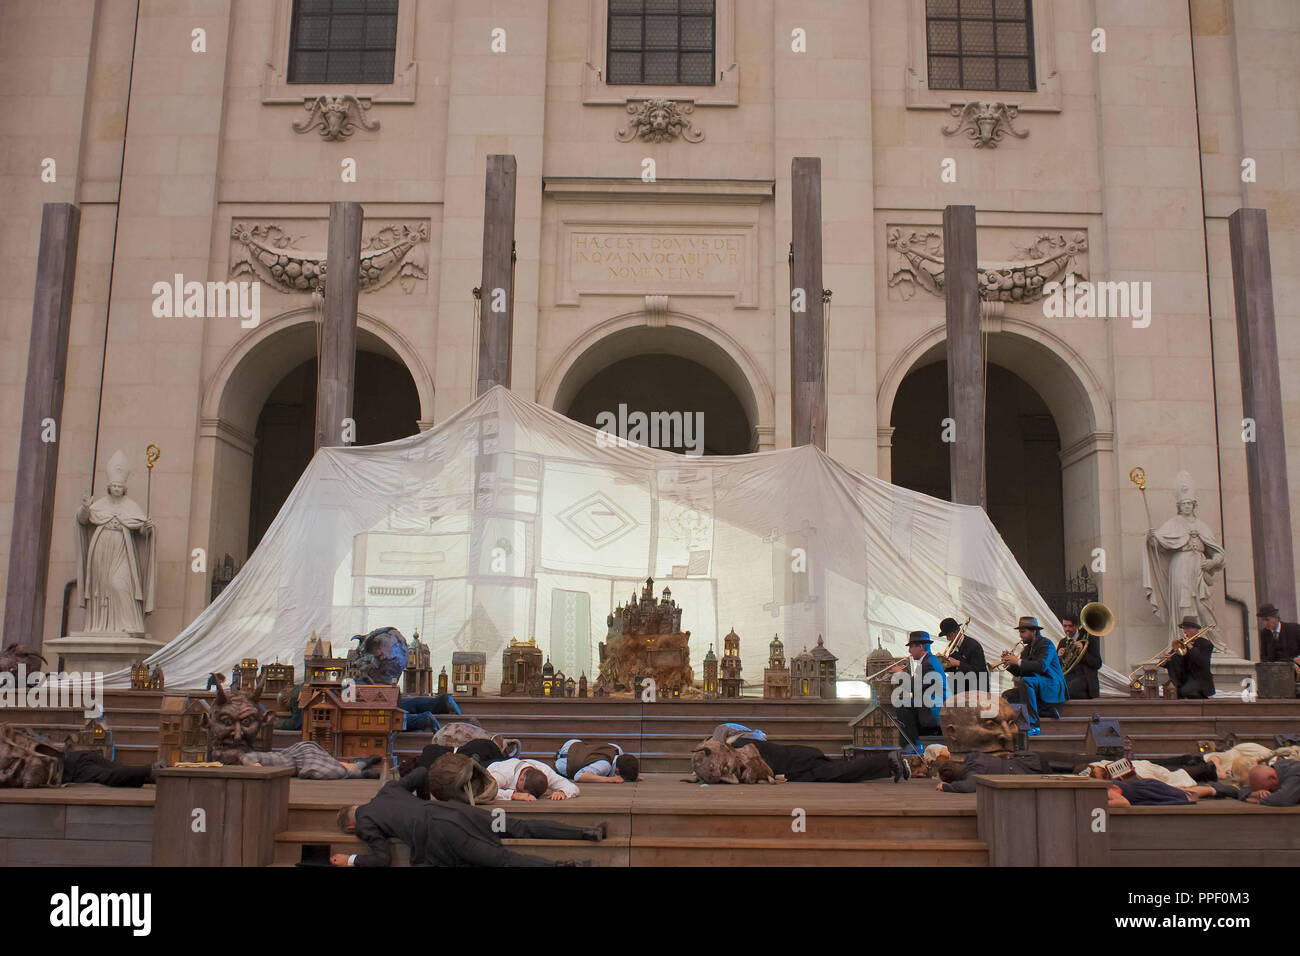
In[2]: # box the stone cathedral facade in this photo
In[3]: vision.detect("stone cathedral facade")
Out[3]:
[2,0,1298,678]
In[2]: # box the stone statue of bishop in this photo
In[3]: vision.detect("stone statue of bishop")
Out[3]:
[1142,470,1226,646]
[75,449,157,635]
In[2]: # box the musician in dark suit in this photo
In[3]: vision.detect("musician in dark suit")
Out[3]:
[939,617,986,693]
[332,767,604,867]
[892,631,950,753]
[1059,612,1102,700]
[1257,603,1300,665]
[1165,616,1215,699]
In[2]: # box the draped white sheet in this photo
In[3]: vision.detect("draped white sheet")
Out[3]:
[105,387,1130,694]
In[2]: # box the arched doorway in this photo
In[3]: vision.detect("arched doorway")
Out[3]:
[890,361,1066,595]
[550,323,762,456]
[246,351,421,550]
[198,313,432,609]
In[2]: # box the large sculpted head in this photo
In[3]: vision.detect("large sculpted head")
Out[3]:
[206,682,269,764]
[941,690,1018,754]
[687,738,775,784]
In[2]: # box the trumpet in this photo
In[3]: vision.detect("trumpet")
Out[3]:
[990,648,1020,672]
[937,616,971,666]
[1126,624,1215,687]
[864,656,912,682]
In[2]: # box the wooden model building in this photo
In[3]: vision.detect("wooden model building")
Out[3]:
[452,651,486,697]
[304,633,347,684]
[763,633,791,698]
[849,701,899,749]
[179,698,210,763]
[500,638,544,696]
[719,627,743,698]
[702,644,718,698]
[258,660,294,704]
[405,632,433,696]
[157,696,186,765]
[230,657,260,692]
[302,683,403,760]
[865,642,898,711]
[791,635,838,699]
[64,718,113,760]
[130,660,164,691]
[578,672,588,698]
[596,578,694,695]
[437,666,448,695]
[541,658,557,697]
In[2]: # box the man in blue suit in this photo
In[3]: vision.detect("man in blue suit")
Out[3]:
[999,616,1068,735]
[892,631,951,755]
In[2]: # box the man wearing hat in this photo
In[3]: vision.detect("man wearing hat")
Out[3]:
[1165,617,1215,699]
[998,617,1068,735]
[939,617,986,692]
[891,631,951,754]
[1257,603,1300,666]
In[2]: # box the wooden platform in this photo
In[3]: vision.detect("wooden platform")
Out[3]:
[5,690,1295,771]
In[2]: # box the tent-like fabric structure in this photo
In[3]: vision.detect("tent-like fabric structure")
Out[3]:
[106,387,1129,694]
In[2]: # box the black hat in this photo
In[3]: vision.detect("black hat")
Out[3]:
[938,618,961,637]
[1178,617,1200,630]
[1257,603,1281,618]
[907,631,933,647]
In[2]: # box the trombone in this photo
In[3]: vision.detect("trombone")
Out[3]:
[936,616,971,666]
[1126,624,1215,687]
[864,656,912,682]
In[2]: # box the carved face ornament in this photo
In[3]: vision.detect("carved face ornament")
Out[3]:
[206,683,268,764]
[942,691,1018,754]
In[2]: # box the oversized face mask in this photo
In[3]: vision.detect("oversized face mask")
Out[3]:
[941,691,1018,754]
[206,683,268,764]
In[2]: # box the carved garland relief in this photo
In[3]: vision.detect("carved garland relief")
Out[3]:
[230,222,429,294]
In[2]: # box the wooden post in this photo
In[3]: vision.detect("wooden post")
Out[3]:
[315,201,363,450]
[477,154,517,395]
[974,774,1110,866]
[1229,208,1297,624]
[943,204,985,506]
[3,203,80,652]
[151,765,292,866]
[790,157,827,449]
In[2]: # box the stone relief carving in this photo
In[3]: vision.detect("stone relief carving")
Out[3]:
[940,101,1028,148]
[291,94,380,141]
[887,228,1088,304]
[615,99,705,143]
[230,222,429,294]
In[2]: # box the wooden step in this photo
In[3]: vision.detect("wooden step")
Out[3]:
[271,829,622,866]
[626,836,988,866]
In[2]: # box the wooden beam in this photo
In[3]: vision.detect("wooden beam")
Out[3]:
[943,204,985,507]
[790,157,826,449]
[477,154,517,395]
[1229,208,1297,625]
[3,203,80,652]
[315,201,363,450]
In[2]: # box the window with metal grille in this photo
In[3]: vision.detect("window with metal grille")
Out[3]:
[288,0,398,85]
[925,0,1035,92]
[607,0,716,86]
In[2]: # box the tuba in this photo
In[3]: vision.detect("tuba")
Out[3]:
[1060,602,1114,675]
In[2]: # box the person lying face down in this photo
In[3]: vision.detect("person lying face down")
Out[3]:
[332,767,604,867]
[484,757,580,801]
[1243,760,1300,806]
[555,738,640,783]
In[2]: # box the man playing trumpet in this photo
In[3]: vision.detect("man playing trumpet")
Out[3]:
[997,616,1068,736]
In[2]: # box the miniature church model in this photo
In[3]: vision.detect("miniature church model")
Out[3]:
[500,638,544,696]
[719,627,743,698]
[791,634,838,699]
[404,632,433,696]
[304,633,347,684]
[596,578,693,695]
[763,633,790,698]
[702,645,718,698]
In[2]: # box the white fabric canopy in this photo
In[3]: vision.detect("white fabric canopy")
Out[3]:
[106,386,1129,694]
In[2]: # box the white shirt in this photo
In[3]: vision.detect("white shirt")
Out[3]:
[486,758,580,800]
